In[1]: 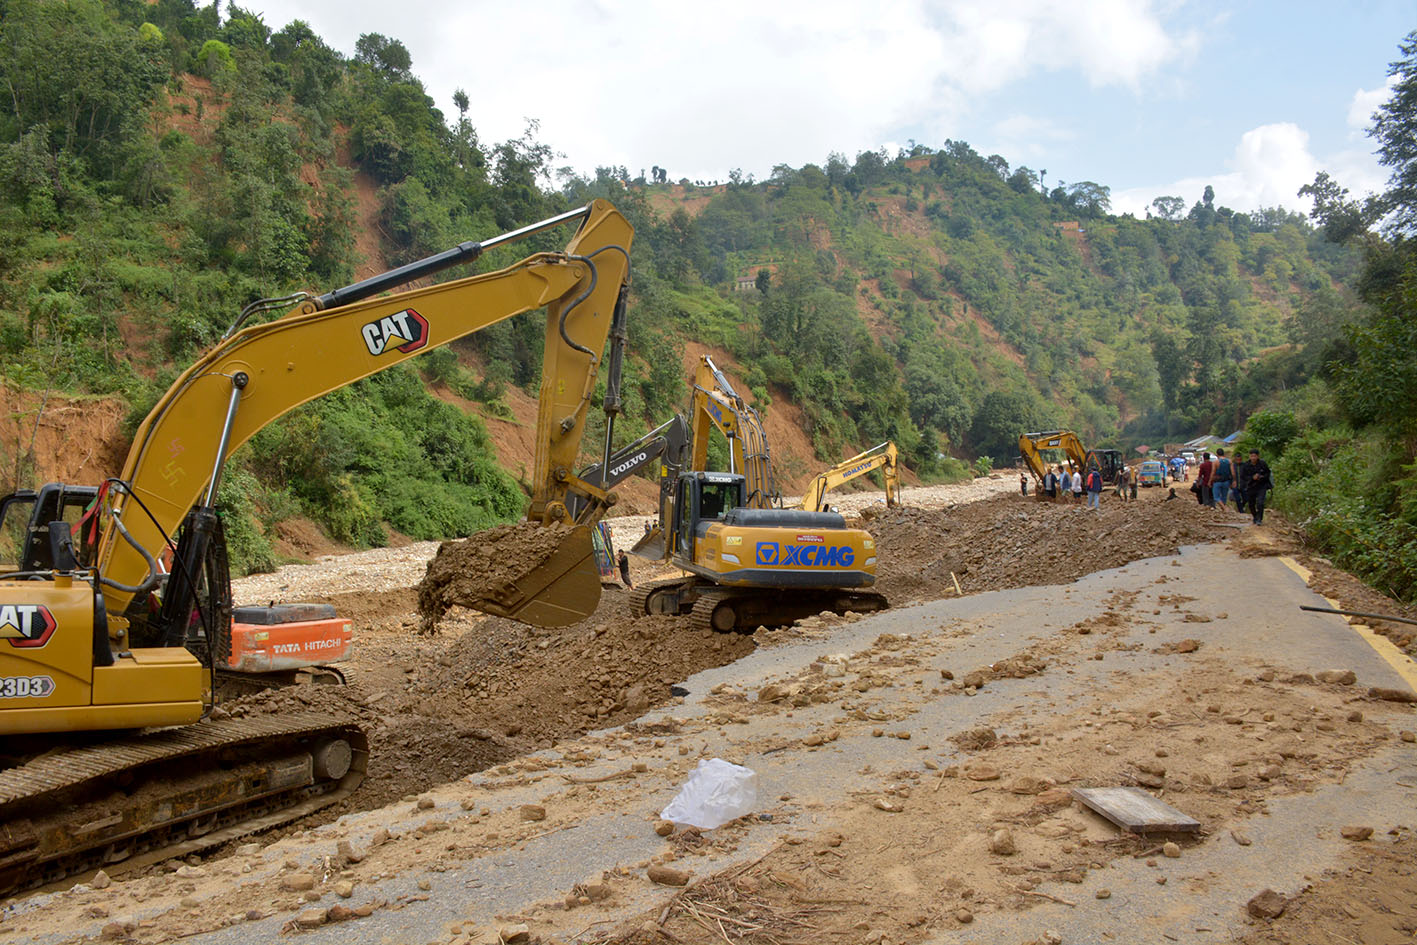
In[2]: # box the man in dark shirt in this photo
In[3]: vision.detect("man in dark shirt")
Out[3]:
[617,549,633,587]
[1243,449,1273,525]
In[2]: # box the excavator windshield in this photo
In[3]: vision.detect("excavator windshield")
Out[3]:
[698,480,738,521]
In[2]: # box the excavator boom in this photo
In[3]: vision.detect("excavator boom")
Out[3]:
[100,200,632,627]
[798,441,900,512]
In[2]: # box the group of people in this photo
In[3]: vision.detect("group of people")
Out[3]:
[1030,465,1108,511]
[1020,446,1274,525]
[1190,448,1273,524]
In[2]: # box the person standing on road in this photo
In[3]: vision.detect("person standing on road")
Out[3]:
[1086,467,1103,511]
[1059,468,1072,503]
[1197,451,1215,507]
[1243,449,1273,525]
[1020,472,1028,496]
[617,549,633,588]
[1212,448,1233,509]
[1043,466,1057,500]
[1071,468,1085,504]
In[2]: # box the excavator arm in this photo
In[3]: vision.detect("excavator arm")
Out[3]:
[688,356,777,509]
[568,414,690,522]
[97,200,632,625]
[798,441,900,512]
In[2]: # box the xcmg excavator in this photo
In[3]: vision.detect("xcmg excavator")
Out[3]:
[1018,430,1123,496]
[629,357,888,631]
[0,200,634,894]
[797,441,901,512]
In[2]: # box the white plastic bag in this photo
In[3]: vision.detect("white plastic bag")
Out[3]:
[660,758,758,828]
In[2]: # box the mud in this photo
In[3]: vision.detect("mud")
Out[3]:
[416,522,581,628]
[234,489,1247,823]
[868,490,1230,604]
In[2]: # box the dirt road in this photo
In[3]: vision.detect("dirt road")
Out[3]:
[4,483,1417,945]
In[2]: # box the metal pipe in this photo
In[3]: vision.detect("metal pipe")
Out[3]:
[204,372,248,506]
[599,284,629,488]
[316,205,592,310]
[1299,605,1417,627]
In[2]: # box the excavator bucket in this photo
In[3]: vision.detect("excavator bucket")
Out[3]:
[630,526,666,562]
[418,523,603,629]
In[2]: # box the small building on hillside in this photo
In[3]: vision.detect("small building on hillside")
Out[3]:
[734,264,776,292]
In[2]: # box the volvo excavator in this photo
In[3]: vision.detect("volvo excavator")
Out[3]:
[0,200,634,895]
[797,441,901,512]
[628,357,888,631]
[1018,430,1123,496]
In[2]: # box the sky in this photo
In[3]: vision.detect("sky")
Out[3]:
[256,0,1413,217]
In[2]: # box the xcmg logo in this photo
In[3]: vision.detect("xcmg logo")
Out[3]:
[755,543,855,567]
[0,604,57,648]
[362,309,429,356]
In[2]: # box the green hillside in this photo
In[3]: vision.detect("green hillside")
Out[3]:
[2,0,1405,591]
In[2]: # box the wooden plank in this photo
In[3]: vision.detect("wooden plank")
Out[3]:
[1071,787,1201,834]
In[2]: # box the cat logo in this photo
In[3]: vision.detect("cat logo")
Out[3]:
[0,605,57,648]
[361,309,429,356]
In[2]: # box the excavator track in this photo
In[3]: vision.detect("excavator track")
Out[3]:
[688,586,890,633]
[628,578,692,618]
[0,711,367,897]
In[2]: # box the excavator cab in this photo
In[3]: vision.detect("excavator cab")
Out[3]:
[0,484,101,573]
[668,472,746,559]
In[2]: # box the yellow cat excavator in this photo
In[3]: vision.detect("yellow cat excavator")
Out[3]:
[797,441,901,512]
[1018,430,1123,496]
[0,200,633,894]
[630,357,887,631]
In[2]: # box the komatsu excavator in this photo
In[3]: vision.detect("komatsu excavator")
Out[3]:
[1018,430,1123,496]
[797,441,901,512]
[629,357,887,631]
[0,200,633,894]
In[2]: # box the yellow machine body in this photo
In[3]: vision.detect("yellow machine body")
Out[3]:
[0,575,204,734]
[689,519,877,588]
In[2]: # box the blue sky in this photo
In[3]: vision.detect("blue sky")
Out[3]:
[261,0,1411,216]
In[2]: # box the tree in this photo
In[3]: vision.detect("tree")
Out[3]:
[1298,171,1375,243]
[969,390,1043,463]
[1151,196,1185,221]
[1065,181,1111,217]
[1371,29,1417,236]
[354,32,412,79]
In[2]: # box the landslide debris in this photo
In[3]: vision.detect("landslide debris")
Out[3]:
[229,489,1243,822]
[417,522,579,629]
[867,492,1227,604]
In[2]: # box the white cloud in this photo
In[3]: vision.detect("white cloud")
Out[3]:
[258,0,1193,181]
[1111,121,1387,217]
[983,114,1074,162]
[1348,75,1398,131]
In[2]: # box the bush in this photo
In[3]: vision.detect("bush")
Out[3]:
[215,468,278,574]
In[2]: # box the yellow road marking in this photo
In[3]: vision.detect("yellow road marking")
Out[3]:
[1280,555,1417,693]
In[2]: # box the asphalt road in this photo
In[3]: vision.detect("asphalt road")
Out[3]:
[9,540,1415,945]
